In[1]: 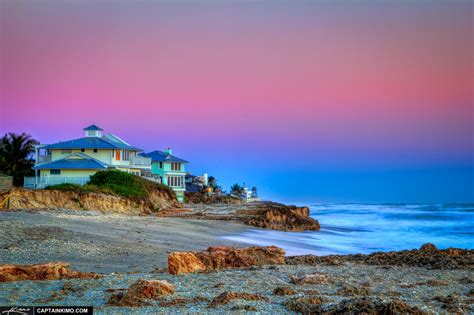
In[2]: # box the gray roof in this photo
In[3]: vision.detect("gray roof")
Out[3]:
[35,153,108,170]
[83,124,103,131]
[140,150,189,163]
[42,136,141,151]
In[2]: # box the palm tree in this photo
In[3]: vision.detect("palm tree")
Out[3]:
[0,132,39,186]
[208,176,217,190]
[230,183,243,195]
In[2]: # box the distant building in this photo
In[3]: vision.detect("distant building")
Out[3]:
[185,173,208,193]
[140,149,189,202]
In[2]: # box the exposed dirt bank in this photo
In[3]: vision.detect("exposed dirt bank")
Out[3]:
[3,188,180,214]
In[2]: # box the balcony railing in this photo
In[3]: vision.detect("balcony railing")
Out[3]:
[36,155,52,164]
[24,176,90,189]
[130,155,151,167]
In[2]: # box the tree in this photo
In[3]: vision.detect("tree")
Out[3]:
[230,183,243,195]
[208,176,218,190]
[0,132,39,186]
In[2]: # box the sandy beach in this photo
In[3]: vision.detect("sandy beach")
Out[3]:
[0,209,247,273]
[0,207,473,314]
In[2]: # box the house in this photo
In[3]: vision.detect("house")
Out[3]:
[25,125,152,188]
[185,173,208,193]
[140,149,188,202]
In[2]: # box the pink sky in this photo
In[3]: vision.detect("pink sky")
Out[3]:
[1,0,473,202]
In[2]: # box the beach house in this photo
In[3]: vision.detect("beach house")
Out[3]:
[140,149,188,202]
[25,125,152,188]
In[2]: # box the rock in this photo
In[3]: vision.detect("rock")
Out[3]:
[0,262,100,282]
[168,252,206,275]
[231,305,258,311]
[237,203,320,231]
[284,296,327,314]
[286,244,474,269]
[290,272,333,285]
[108,279,175,307]
[420,243,438,252]
[168,246,285,275]
[273,286,297,296]
[336,284,371,296]
[209,291,268,307]
[323,298,428,315]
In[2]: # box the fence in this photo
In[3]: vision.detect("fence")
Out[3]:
[0,174,13,191]
[24,176,90,189]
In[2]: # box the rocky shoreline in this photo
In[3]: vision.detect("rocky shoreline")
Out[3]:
[0,206,473,314]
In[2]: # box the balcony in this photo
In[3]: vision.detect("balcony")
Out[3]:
[130,155,151,167]
[36,155,52,164]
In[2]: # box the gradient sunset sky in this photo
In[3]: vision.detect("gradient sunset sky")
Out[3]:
[1,0,473,203]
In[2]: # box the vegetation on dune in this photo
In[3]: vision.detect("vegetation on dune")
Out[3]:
[0,132,39,186]
[46,170,176,200]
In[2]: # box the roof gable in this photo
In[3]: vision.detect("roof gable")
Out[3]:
[83,124,103,131]
[140,150,189,163]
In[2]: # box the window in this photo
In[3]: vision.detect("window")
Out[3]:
[81,148,85,152]
[123,150,130,161]
[159,162,163,169]
[50,169,61,175]
[61,149,71,154]
[171,162,181,171]
[93,149,98,153]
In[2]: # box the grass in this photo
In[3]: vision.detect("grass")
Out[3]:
[45,170,176,200]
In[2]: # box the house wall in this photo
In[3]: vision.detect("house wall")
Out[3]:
[40,169,98,178]
[152,162,186,175]
[51,149,112,164]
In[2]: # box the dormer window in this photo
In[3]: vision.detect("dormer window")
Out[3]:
[93,149,98,153]
[81,148,85,152]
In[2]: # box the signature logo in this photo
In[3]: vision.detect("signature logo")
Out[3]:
[1,307,31,315]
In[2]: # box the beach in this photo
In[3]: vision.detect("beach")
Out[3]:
[0,205,473,314]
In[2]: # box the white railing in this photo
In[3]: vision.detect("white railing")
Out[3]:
[36,155,52,164]
[24,176,90,189]
[130,155,152,167]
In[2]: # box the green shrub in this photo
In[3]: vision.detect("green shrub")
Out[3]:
[45,170,177,201]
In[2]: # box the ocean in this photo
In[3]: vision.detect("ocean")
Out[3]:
[220,203,474,256]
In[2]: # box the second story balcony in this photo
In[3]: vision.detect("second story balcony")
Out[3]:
[36,154,52,164]
[130,155,152,167]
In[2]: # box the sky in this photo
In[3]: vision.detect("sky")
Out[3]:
[1,0,473,203]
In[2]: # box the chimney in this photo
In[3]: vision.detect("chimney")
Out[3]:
[163,147,172,155]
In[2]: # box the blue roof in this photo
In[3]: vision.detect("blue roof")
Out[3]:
[42,136,141,151]
[35,153,108,170]
[140,150,189,163]
[83,124,103,131]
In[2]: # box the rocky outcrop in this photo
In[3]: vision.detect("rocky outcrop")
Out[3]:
[0,262,100,282]
[168,246,285,275]
[185,192,243,204]
[209,291,268,307]
[235,203,320,231]
[286,243,474,269]
[5,188,180,214]
[108,279,175,306]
